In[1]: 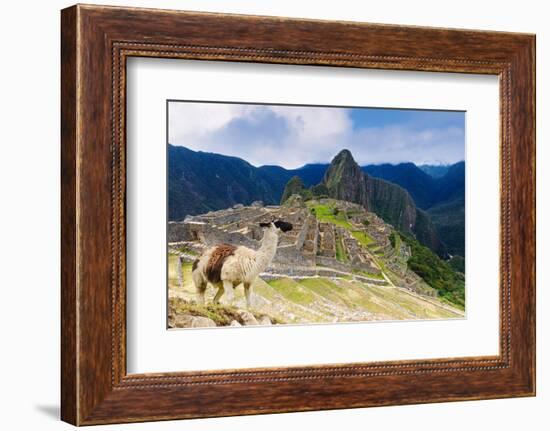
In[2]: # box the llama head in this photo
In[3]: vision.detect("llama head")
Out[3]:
[259,219,293,233]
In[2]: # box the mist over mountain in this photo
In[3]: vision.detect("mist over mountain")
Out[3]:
[419,164,451,178]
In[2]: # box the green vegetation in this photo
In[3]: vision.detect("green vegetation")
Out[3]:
[346,208,362,217]
[362,218,370,226]
[398,232,465,309]
[389,231,398,248]
[448,255,465,273]
[308,203,375,249]
[280,176,308,204]
[310,183,329,198]
[280,175,332,204]
[267,278,317,305]
[307,203,352,229]
[351,230,375,247]
[269,276,462,319]
[298,278,355,308]
[428,196,465,257]
[352,268,385,280]
[335,237,348,262]
[174,246,198,255]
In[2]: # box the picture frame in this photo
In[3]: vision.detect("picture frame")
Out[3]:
[61,4,535,425]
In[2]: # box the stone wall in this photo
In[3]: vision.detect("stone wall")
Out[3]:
[273,244,315,267]
[168,221,205,243]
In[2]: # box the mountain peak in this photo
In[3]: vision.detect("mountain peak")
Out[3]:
[332,149,355,164]
[325,150,361,182]
[322,149,368,207]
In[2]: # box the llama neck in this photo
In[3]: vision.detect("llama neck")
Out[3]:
[255,230,279,269]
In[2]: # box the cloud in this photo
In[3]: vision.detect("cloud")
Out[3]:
[169,103,254,142]
[348,125,465,166]
[168,102,464,168]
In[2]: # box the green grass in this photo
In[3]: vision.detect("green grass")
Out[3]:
[267,278,317,305]
[352,268,385,280]
[309,203,375,249]
[308,203,353,229]
[175,246,199,256]
[351,230,375,246]
[298,278,355,307]
[335,237,348,262]
[389,231,402,250]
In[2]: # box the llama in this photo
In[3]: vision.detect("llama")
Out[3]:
[191,220,293,308]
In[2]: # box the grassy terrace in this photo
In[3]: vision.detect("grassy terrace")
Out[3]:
[335,237,348,262]
[353,268,385,280]
[351,230,375,246]
[309,203,376,246]
[308,203,352,229]
[168,254,465,326]
[265,277,463,320]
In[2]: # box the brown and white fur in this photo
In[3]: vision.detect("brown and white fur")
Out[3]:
[191,221,290,308]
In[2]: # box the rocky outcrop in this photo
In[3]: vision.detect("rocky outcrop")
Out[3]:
[321,149,444,255]
[323,149,371,207]
[168,314,216,328]
[237,310,259,326]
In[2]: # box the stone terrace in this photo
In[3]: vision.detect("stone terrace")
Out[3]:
[168,199,437,295]
[168,201,386,282]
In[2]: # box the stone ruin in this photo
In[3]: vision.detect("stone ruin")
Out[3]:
[168,198,437,295]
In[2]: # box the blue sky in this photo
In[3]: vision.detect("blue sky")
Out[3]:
[168,101,465,169]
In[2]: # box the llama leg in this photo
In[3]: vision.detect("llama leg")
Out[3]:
[243,282,252,309]
[196,282,206,305]
[223,280,234,304]
[192,268,207,305]
[213,283,224,304]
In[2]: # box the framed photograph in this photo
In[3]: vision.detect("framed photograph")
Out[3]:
[61,4,535,425]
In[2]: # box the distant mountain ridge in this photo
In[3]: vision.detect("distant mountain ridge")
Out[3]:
[362,161,465,210]
[168,145,326,220]
[363,163,437,209]
[362,161,465,256]
[419,164,451,178]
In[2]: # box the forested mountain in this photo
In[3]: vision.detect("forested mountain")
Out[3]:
[168,145,325,220]
[363,161,465,256]
[363,163,438,209]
